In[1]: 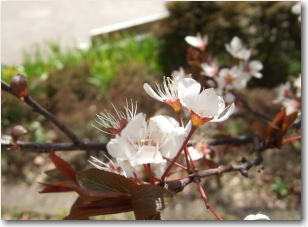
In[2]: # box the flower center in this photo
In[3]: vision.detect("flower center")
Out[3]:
[224,74,235,85]
[190,111,213,127]
[243,64,251,73]
[164,99,182,112]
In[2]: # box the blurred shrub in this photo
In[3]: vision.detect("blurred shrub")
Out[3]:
[154,1,300,88]
[1,34,162,140]
[2,34,161,96]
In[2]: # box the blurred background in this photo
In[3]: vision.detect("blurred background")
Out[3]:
[1,1,301,220]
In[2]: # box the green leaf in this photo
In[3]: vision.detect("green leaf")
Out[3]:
[76,168,136,194]
[130,184,172,220]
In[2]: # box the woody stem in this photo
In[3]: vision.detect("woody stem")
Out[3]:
[194,178,223,220]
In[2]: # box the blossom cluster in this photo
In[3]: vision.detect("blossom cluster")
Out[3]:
[92,73,234,178]
[185,35,263,102]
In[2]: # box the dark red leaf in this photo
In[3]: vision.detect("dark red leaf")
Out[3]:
[76,168,136,194]
[39,181,75,193]
[64,197,133,220]
[49,151,76,182]
[130,184,172,220]
[73,186,130,202]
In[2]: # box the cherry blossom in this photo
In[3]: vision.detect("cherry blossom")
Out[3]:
[143,75,200,112]
[185,34,208,51]
[94,100,137,136]
[106,113,187,169]
[240,60,263,79]
[225,36,251,60]
[180,86,235,127]
[201,62,219,77]
[217,66,248,90]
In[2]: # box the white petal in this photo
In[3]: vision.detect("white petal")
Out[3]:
[121,113,147,141]
[249,60,263,71]
[160,127,185,159]
[185,36,203,48]
[187,146,204,161]
[253,72,263,79]
[217,96,226,115]
[244,214,270,220]
[231,36,242,50]
[240,49,251,60]
[117,160,135,178]
[107,136,135,161]
[133,145,164,166]
[149,115,179,143]
[177,78,201,98]
[151,162,167,178]
[143,83,164,102]
[210,102,235,122]
[194,88,220,117]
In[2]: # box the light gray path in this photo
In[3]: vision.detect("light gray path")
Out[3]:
[1,1,167,64]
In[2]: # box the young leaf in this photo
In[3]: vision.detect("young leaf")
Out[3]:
[73,186,130,202]
[39,181,75,193]
[64,196,133,220]
[76,168,136,194]
[49,151,76,182]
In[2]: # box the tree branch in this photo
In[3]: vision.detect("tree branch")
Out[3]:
[2,81,82,144]
[1,141,106,153]
[1,134,259,153]
[165,142,265,193]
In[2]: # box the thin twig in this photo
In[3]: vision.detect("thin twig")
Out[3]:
[1,141,106,152]
[2,81,82,144]
[1,134,259,153]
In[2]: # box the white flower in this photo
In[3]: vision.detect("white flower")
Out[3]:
[185,34,208,50]
[171,67,190,81]
[187,141,211,161]
[201,62,219,77]
[244,213,270,220]
[94,100,137,136]
[143,76,200,112]
[282,99,301,115]
[106,113,187,168]
[217,66,248,90]
[241,60,263,79]
[225,36,251,60]
[273,82,291,104]
[181,86,235,127]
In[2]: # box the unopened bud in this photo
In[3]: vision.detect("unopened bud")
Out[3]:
[11,125,28,143]
[10,74,28,97]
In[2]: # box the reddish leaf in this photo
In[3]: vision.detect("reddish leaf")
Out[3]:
[64,197,133,220]
[76,168,136,194]
[254,122,267,140]
[49,151,76,182]
[39,181,75,193]
[282,112,298,134]
[130,184,172,220]
[73,186,130,202]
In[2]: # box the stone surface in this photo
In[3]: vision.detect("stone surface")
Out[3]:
[1,1,167,64]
